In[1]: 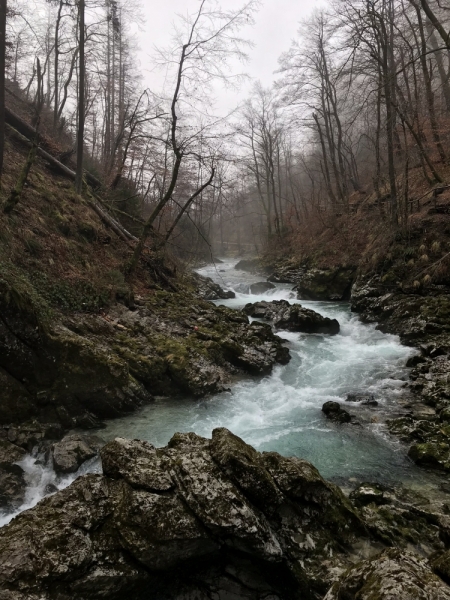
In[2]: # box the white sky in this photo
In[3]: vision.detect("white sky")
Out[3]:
[136,0,323,114]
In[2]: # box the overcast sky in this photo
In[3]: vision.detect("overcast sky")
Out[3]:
[136,0,323,113]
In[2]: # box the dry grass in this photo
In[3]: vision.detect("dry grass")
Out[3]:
[267,162,450,291]
[0,125,159,314]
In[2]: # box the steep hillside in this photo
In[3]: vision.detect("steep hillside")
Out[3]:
[0,109,289,442]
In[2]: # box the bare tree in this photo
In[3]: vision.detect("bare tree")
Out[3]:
[127,0,258,273]
[0,0,6,189]
[75,0,85,194]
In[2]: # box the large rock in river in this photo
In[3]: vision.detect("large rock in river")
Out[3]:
[244,299,340,335]
[0,428,366,600]
[322,401,352,423]
[249,281,276,294]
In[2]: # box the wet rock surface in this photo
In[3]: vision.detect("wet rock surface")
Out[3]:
[296,267,356,301]
[51,433,104,474]
[234,258,271,275]
[243,300,340,335]
[324,548,450,600]
[0,440,27,511]
[267,264,356,301]
[192,272,235,300]
[0,283,290,432]
[0,464,26,511]
[1,429,450,599]
[249,281,276,294]
[322,401,352,423]
[346,394,379,406]
[351,276,450,473]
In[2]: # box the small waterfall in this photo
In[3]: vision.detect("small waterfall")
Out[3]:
[0,450,102,528]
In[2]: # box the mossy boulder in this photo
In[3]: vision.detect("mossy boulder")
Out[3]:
[0,273,290,429]
[297,266,356,301]
[0,428,370,600]
[324,548,450,599]
[408,442,450,471]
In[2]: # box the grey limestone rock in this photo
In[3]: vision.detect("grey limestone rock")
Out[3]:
[0,428,368,600]
[324,548,450,600]
[52,433,103,474]
[244,300,340,335]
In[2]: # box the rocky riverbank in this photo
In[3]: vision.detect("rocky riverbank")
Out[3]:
[258,255,450,475]
[1,428,450,599]
[0,274,289,431]
[351,276,450,473]
[0,269,292,515]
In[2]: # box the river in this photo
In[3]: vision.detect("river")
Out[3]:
[1,258,446,527]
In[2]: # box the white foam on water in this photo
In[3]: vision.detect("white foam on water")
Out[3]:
[0,451,102,528]
[2,258,437,526]
[98,258,423,485]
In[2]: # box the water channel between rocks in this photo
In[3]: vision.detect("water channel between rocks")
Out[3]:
[99,258,436,488]
[1,258,447,528]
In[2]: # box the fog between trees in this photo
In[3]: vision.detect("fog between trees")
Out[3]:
[0,0,449,261]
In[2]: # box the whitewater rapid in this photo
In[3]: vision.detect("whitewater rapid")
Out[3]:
[1,257,443,527]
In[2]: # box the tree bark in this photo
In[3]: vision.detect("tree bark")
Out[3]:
[75,0,85,194]
[0,0,6,189]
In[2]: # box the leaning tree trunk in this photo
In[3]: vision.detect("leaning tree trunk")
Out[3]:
[3,132,38,213]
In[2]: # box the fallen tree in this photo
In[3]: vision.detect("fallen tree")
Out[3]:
[6,123,137,243]
[5,107,102,190]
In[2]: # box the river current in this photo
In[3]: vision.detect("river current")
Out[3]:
[1,258,445,527]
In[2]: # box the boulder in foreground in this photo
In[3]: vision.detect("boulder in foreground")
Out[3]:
[0,429,449,599]
[0,428,364,599]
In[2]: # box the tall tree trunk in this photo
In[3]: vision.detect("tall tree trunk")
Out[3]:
[0,0,6,189]
[313,113,337,207]
[105,11,111,166]
[53,1,63,127]
[417,0,450,48]
[75,0,85,194]
[4,59,43,213]
[162,168,215,247]
[426,23,450,112]
[415,7,446,162]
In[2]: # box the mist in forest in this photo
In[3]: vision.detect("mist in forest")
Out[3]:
[1,0,450,261]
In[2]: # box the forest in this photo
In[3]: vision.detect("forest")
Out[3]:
[2,0,450,261]
[2,1,450,599]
